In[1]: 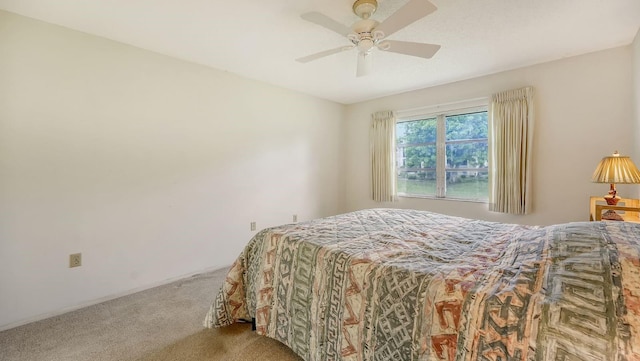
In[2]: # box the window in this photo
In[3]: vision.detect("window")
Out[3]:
[396,107,488,201]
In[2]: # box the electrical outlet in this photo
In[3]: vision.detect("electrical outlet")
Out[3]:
[250,222,256,231]
[69,253,82,268]
[293,214,298,223]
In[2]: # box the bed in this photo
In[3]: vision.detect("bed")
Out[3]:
[204,208,640,361]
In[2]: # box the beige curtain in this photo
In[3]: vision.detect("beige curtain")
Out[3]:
[370,111,398,202]
[489,87,534,214]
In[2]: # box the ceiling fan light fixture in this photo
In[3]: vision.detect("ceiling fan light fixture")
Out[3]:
[352,0,377,19]
[357,38,375,52]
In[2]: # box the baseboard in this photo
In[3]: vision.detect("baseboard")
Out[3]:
[0,265,230,332]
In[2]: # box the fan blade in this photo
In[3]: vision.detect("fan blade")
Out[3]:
[300,12,352,37]
[379,40,440,59]
[296,46,353,63]
[375,0,437,38]
[356,52,373,77]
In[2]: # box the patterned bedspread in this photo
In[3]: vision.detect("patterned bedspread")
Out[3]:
[204,208,640,361]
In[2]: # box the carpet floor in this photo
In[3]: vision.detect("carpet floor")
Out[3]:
[0,268,301,361]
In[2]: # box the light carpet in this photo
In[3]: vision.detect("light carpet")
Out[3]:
[0,268,301,361]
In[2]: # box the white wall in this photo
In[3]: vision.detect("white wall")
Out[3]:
[344,46,635,226]
[633,28,640,199]
[0,10,345,329]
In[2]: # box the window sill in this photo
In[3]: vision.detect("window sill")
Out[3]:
[398,194,488,204]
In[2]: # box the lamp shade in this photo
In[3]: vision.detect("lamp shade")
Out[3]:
[592,152,640,184]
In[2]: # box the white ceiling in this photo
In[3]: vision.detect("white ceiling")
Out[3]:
[1,0,639,104]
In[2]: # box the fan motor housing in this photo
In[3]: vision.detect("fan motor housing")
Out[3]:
[352,19,379,34]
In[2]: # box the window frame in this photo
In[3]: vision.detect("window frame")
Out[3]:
[396,101,489,202]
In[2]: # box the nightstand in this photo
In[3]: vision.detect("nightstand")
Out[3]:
[589,196,640,223]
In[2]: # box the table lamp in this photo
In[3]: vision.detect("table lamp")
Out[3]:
[591,151,640,220]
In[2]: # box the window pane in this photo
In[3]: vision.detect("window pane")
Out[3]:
[397,118,437,144]
[445,112,487,141]
[396,108,488,201]
[397,170,436,196]
[445,141,488,169]
[446,170,488,200]
[399,145,436,169]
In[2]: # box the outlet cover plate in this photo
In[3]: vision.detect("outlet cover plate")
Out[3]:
[69,253,82,268]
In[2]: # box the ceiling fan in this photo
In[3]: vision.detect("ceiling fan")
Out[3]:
[296,0,441,77]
